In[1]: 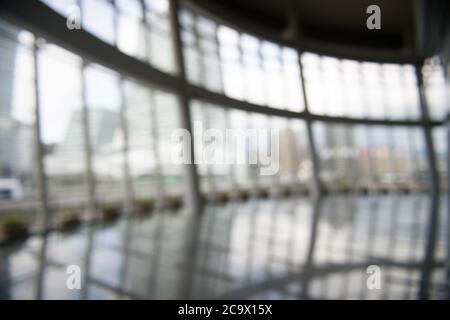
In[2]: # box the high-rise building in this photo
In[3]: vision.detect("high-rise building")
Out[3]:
[46,108,119,177]
[0,20,34,180]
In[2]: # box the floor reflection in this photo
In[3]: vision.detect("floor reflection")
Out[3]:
[0,193,448,299]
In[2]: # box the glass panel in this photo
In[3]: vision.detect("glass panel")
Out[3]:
[81,0,116,45]
[41,0,78,17]
[117,6,146,60]
[314,123,427,191]
[423,58,450,120]
[191,101,310,194]
[0,23,38,227]
[123,81,182,202]
[302,53,421,119]
[39,44,86,216]
[181,9,305,111]
[85,64,125,207]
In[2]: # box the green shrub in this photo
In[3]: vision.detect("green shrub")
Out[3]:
[165,196,182,210]
[102,205,121,222]
[1,217,29,241]
[59,211,81,230]
[136,200,154,215]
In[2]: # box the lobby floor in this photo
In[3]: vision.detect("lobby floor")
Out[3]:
[0,194,448,299]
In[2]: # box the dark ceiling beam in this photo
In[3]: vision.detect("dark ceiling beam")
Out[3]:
[189,85,443,127]
[185,0,424,64]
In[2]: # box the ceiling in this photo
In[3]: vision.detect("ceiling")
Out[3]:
[188,0,446,63]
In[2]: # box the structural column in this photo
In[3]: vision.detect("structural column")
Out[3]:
[80,59,99,221]
[285,0,323,299]
[415,62,441,299]
[446,111,450,299]
[32,38,52,300]
[168,0,203,299]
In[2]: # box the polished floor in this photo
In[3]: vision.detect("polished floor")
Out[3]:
[0,193,448,299]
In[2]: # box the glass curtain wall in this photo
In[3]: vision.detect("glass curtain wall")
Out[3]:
[0,0,448,300]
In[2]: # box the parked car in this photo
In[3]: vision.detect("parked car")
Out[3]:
[0,179,23,200]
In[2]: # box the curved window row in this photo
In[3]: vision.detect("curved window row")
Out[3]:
[1,2,448,218]
[0,0,448,301]
[0,19,184,223]
[43,0,176,73]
